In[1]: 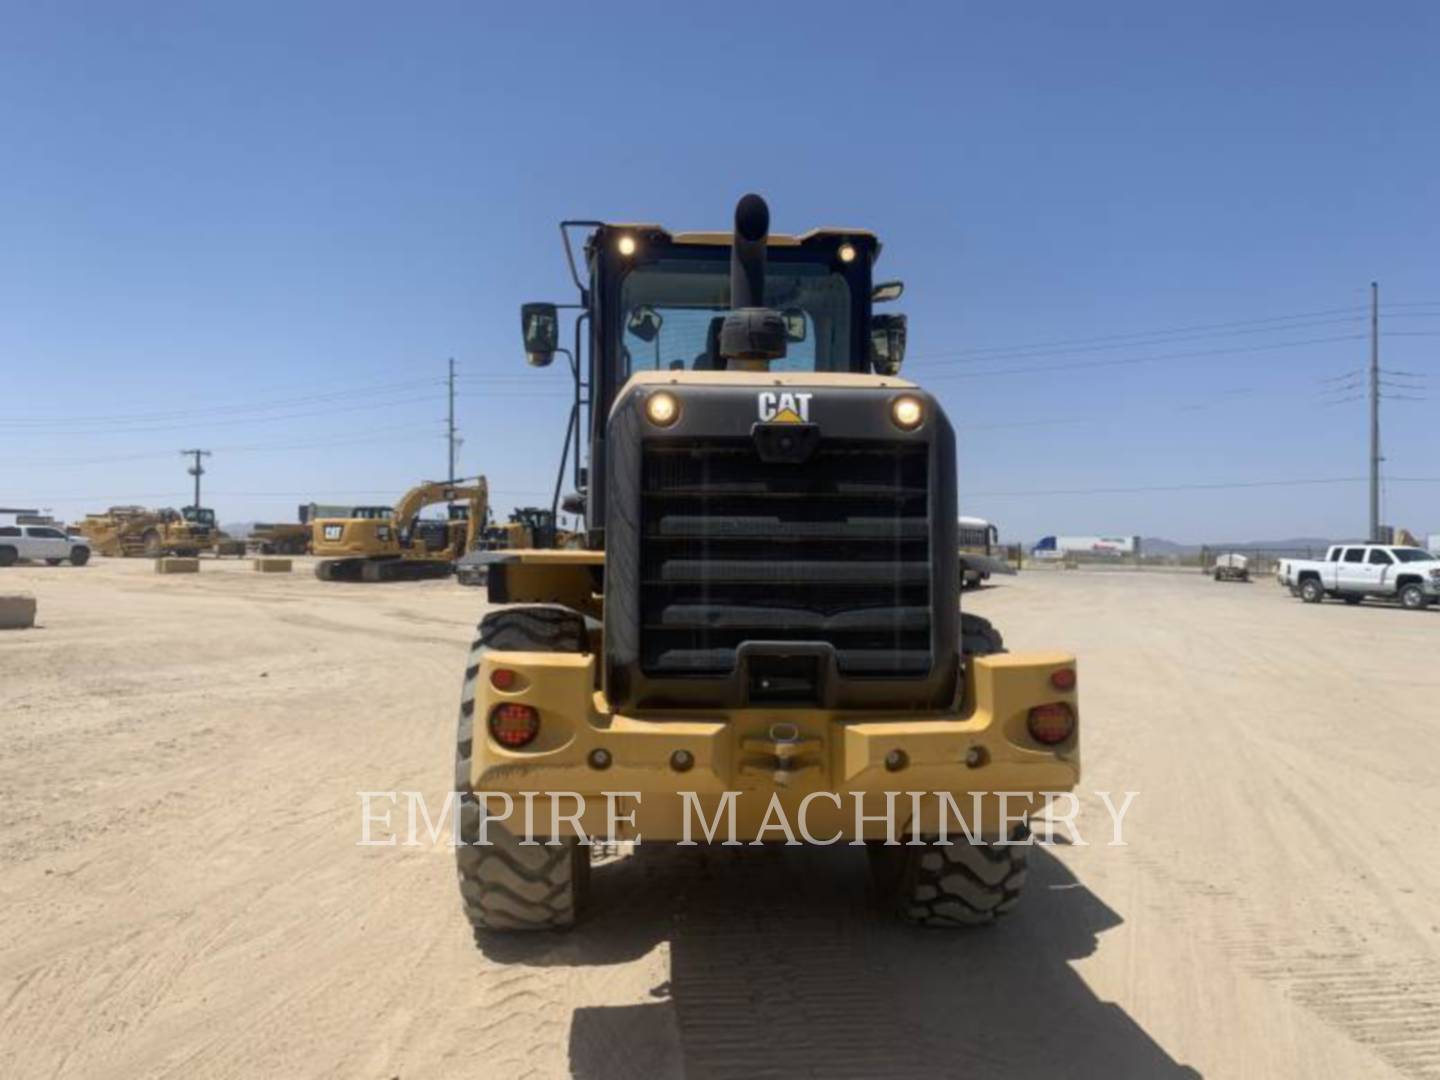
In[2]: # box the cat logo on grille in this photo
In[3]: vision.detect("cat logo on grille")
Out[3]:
[757,391,813,424]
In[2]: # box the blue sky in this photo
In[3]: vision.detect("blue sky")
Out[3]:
[3,1,1437,543]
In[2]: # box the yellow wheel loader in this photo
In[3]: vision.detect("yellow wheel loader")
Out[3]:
[455,195,1080,934]
[312,479,488,582]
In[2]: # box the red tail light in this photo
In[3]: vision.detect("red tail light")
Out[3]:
[1027,702,1075,745]
[489,703,539,748]
[1049,667,1077,692]
[490,668,517,691]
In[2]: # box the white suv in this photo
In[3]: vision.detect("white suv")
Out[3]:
[0,525,91,567]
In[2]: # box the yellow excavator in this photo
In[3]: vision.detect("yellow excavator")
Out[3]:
[311,478,488,582]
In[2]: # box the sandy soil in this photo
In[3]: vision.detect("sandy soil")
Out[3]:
[1,557,1438,1079]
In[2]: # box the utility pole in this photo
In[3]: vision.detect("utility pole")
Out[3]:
[180,449,211,509]
[1369,282,1381,541]
[447,357,457,483]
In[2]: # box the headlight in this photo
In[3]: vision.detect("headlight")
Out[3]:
[889,394,924,431]
[617,234,637,257]
[645,391,679,427]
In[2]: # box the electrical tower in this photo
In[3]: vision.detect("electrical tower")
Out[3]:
[181,449,211,509]
[1369,282,1380,541]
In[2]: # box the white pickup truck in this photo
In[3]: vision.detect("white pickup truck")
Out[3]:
[1278,544,1440,610]
[0,524,91,567]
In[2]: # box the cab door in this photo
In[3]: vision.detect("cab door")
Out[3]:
[1366,547,1395,590]
[23,527,65,560]
[1335,547,1372,591]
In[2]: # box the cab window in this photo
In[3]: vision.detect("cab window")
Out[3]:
[1342,548,1365,563]
[1367,549,1393,565]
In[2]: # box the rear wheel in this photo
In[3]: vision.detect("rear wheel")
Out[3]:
[869,826,1030,927]
[70,547,90,566]
[1299,578,1325,603]
[1399,583,1428,611]
[455,605,592,935]
[0,546,17,567]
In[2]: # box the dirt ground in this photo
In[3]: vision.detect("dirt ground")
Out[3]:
[1,557,1438,1079]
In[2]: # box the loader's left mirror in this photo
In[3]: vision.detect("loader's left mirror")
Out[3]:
[522,303,559,367]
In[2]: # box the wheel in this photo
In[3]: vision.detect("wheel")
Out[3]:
[1342,595,1362,605]
[961,612,1006,657]
[1299,578,1325,603]
[869,825,1030,927]
[455,606,592,934]
[70,547,90,566]
[1213,570,1222,581]
[142,531,163,558]
[0,546,16,567]
[1399,583,1427,611]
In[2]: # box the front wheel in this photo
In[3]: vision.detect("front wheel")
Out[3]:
[70,547,90,566]
[1299,579,1325,603]
[1399,583,1428,611]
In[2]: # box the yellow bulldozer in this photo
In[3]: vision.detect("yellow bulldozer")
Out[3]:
[78,505,219,558]
[311,478,488,582]
[453,194,1081,935]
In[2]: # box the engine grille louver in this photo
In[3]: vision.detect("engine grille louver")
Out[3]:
[639,438,931,677]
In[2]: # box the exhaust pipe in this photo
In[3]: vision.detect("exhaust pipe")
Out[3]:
[720,193,787,366]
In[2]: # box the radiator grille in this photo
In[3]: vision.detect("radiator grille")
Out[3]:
[639,438,931,677]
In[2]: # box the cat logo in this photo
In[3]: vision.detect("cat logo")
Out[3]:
[757,391,813,424]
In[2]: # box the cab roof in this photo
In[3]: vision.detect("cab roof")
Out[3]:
[597,223,881,253]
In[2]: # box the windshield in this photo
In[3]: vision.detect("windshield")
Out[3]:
[1392,548,1436,563]
[619,257,853,377]
[184,508,215,525]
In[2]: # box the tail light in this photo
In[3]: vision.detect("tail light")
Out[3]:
[489,703,539,748]
[1049,667,1077,692]
[1027,702,1075,745]
[490,668,517,691]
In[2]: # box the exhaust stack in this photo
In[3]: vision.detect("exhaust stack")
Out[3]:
[720,193,787,367]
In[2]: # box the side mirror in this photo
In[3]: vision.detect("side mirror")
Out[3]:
[870,313,907,375]
[626,305,663,343]
[521,302,559,367]
[871,280,905,303]
[781,308,808,343]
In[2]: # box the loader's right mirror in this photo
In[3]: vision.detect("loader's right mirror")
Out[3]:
[521,303,559,367]
[870,313,907,376]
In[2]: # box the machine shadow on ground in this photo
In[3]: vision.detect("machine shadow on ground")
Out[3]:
[479,844,1200,1079]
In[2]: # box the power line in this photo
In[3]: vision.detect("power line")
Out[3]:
[919,333,1366,381]
[905,305,1367,364]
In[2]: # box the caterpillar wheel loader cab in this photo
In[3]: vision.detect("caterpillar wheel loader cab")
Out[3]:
[312,478,488,582]
[456,195,1080,935]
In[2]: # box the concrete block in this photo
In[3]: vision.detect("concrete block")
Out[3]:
[0,594,37,630]
[252,557,293,573]
[155,557,200,574]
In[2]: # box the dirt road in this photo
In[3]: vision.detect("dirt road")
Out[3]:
[2,559,1438,1078]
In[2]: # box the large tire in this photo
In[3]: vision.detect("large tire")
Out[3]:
[1299,578,1325,604]
[70,547,90,566]
[1399,583,1427,611]
[961,612,1005,657]
[455,605,591,935]
[870,826,1030,927]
